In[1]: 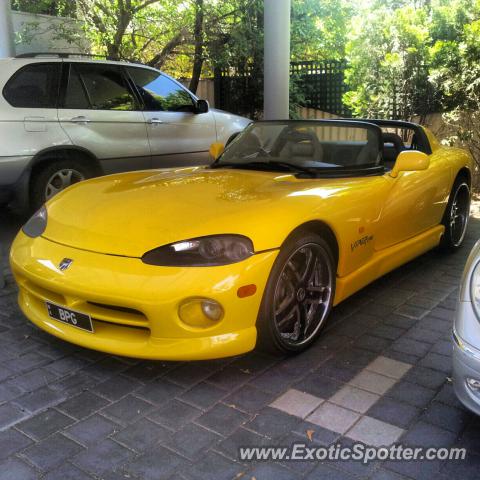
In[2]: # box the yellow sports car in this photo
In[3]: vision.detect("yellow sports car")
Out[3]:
[10,120,473,360]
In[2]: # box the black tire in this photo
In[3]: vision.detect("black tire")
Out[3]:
[30,159,95,210]
[256,232,336,355]
[440,176,471,251]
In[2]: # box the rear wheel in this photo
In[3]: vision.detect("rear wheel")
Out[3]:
[30,159,95,210]
[440,177,471,250]
[257,233,335,354]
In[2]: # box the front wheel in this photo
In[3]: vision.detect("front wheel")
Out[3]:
[256,233,336,355]
[440,178,471,250]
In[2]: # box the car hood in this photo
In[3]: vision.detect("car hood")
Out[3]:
[41,166,356,257]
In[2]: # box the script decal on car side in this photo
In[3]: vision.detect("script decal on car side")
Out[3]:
[351,235,374,252]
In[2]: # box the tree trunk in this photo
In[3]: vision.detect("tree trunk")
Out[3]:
[147,29,187,69]
[189,0,204,94]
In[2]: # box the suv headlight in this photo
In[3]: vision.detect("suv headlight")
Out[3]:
[22,205,48,238]
[142,234,254,266]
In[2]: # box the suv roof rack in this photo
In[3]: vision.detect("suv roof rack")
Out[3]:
[15,52,127,61]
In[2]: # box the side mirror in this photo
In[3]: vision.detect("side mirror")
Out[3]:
[390,150,430,178]
[195,99,209,114]
[209,142,225,160]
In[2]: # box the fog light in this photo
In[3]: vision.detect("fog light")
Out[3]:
[178,298,224,328]
[467,377,480,391]
[201,300,223,321]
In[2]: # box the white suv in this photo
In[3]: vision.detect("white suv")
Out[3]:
[0,54,250,210]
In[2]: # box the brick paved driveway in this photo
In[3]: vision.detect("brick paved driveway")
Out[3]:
[0,206,480,480]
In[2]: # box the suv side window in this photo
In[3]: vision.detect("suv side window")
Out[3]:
[3,63,60,108]
[66,64,137,111]
[128,67,195,112]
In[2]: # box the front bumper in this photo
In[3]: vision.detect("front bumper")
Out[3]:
[453,326,480,416]
[10,232,278,360]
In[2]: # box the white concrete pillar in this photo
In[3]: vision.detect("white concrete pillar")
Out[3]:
[264,0,290,120]
[0,0,14,58]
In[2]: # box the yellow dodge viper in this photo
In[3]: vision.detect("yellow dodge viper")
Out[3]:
[10,120,473,360]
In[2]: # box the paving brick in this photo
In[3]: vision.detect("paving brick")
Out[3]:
[386,380,437,408]
[306,402,360,434]
[0,428,32,460]
[216,426,270,460]
[349,370,396,395]
[391,338,431,357]
[292,420,340,446]
[314,361,359,383]
[101,394,155,424]
[247,407,301,439]
[165,423,222,461]
[419,352,451,374]
[294,372,344,398]
[270,389,324,418]
[22,433,84,471]
[306,462,357,479]
[64,414,120,446]
[421,402,470,433]
[183,450,244,480]
[14,386,65,413]
[135,378,184,405]
[247,463,302,480]
[163,364,212,388]
[43,463,94,480]
[179,382,227,409]
[224,385,276,413]
[123,445,186,480]
[0,457,37,480]
[206,366,252,391]
[401,420,457,447]
[248,367,298,395]
[91,374,141,401]
[196,403,250,436]
[346,416,404,446]
[367,396,420,428]
[113,417,171,452]
[17,408,74,440]
[369,324,406,341]
[11,368,57,392]
[395,304,428,319]
[0,381,24,403]
[403,366,447,390]
[355,334,391,352]
[366,356,412,379]
[0,402,27,429]
[72,438,132,476]
[57,391,110,420]
[148,399,202,430]
[330,385,380,414]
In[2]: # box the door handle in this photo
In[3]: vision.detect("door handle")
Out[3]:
[147,118,164,125]
[70,116,91,124]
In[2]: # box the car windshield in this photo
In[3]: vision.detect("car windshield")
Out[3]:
[213,120,384,176]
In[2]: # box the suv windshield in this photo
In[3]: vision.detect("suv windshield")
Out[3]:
[213,120,384,176]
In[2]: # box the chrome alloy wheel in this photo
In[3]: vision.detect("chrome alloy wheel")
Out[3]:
[45,169,85,200]
[450,183,470,247]
[273,243,333,347]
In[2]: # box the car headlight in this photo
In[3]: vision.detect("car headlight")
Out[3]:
[471,261,480,319]
[22,205,48,238]
[142,234,254,266]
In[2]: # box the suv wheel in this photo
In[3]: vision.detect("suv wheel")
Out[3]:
[31,160,95,209]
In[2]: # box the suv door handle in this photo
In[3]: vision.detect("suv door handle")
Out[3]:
[147,118,164,124]
[70,116,91,124]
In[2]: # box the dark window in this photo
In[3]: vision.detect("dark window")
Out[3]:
[64,65,90,109]
[128,67,194,112]
[73,64,137,111]
[3,63,60,108]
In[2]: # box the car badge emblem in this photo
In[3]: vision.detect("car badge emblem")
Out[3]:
[59,258,73,271]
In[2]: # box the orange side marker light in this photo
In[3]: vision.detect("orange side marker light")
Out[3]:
[237,284,257,298]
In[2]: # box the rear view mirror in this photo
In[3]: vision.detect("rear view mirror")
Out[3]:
[195,99,209,114]
[390,150,430,178]
[209,142,225,160]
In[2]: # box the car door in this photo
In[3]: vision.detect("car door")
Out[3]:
[58,62,151,174]
[127,66,216,167]
[375,150,449,250]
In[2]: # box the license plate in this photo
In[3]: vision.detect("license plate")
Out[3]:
[46,302,94,333]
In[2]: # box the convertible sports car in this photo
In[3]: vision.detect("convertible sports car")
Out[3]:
[10,119,473,360]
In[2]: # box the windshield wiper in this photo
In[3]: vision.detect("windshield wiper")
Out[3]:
[211,160,316,176]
